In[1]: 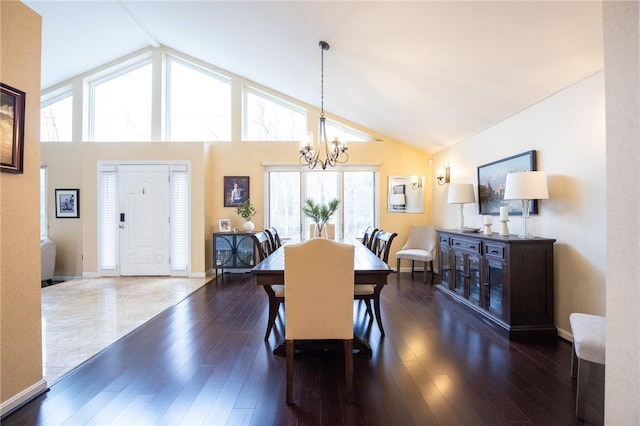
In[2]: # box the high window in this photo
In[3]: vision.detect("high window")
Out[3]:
[325,119,370,143]
[167,57,231,141]
[41,91,72,142]
[89,60,152,141]
[243,87,307,141]
[266,167,378,240]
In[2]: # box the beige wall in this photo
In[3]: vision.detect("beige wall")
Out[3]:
[0,1,45,405]
[43,138,431,278]
[603,1,640,423]
[431,72,607,337]
[206,138,433,270]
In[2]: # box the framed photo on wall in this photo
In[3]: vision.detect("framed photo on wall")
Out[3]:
[224,176,250,207]
[55,189,80,218]
[1,83,26,174]
[477,150,537,215]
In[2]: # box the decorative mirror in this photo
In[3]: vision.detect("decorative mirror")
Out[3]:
[388,176,425,213]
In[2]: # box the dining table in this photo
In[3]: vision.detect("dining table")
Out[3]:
[251,238,393,356]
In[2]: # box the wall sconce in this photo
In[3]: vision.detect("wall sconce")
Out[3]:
[411,178,423,190]
[436,165,450,185]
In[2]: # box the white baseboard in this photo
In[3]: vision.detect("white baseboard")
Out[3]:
[0,379,48,418]
[557,327,573,342]
[189,272,206,278]
[82,272,100,278]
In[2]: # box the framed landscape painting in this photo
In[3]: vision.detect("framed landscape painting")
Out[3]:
[0,83,26,174]
[477,150,538,215]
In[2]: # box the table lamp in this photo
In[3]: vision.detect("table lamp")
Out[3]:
[503,171,549,238]
[447,184,476,229]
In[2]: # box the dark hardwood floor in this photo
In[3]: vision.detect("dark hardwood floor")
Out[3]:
[4,272,604,425]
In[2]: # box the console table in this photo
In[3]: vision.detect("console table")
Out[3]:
[436,229,556,339]
[212,232,256,278]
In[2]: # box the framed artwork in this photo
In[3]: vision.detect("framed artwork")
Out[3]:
[224,176,250,207]
[218,218,231,232]
[477,150,537,215]
[1,83,26,174]
[55,189,80,218]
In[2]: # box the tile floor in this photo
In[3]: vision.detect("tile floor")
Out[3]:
[41,276,211,385]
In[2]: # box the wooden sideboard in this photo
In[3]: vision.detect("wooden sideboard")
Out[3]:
[436,229,556,339]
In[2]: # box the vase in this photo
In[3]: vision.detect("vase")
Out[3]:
[313,224,327,238]
[242,220,255,232]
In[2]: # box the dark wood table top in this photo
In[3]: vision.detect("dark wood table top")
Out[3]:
[251,238,392,286]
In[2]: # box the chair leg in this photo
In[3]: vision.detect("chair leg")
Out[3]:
[575,358,590,420]
[286,340,295,405]
[396,258,401,282]
[570,342,578,379]
[411,260,415,277]
[264,299,280,341]
[362,298,373,319]
[344,339,354,404]
[373,290,385,336]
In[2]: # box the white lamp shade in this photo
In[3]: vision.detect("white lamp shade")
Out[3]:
[503,171,549,200]
[447,183,475,204]
[390,193,406,205]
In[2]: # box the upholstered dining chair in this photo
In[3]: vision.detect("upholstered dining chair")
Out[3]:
[354,230,397,336]
[395,225,436,283]
[284,238,355,405]
[252,231,283,341]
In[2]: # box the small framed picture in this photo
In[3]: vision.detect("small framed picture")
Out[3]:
[1,83,26,174]
[56,189,80,218]
[224,176,250,207]
[218,218,231,232]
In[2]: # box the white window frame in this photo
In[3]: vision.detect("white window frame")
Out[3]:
[40,88,73,142]
[263,164,380,240]
[86,55,153,142]
[165,55,232,141]
[242,86,307,141]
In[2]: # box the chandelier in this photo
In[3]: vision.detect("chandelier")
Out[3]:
[299,41,349,170]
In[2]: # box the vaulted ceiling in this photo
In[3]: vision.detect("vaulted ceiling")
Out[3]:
[24,1,604,153]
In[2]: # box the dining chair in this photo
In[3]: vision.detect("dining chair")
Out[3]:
[264,227,281,252]
[252,231,284,341]
[354,229,397,336]
[395,225,436,283]
[284,238,355,405]
[362,226,378,250]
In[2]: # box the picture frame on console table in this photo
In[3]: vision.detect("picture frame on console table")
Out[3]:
[477,150,538,215]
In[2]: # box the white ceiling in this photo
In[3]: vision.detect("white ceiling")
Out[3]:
[24,0,604,153]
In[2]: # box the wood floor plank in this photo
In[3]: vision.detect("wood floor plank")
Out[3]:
[2,272,604,426]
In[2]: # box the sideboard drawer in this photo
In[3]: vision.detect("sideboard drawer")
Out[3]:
[484,243,505,259]
[450,237,481,253]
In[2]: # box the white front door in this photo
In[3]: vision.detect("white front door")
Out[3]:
[119,164,170,276]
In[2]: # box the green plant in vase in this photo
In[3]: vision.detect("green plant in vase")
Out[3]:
[302,198,339,238]
[236,199,256,231]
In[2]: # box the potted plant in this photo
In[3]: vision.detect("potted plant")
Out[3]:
[302,198,339,238]
[236,199,257,231]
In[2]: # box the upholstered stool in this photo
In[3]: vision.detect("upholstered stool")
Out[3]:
[569,313,606,420]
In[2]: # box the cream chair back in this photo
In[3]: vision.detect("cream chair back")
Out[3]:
[284,238,354,340]
[402,225,435,251]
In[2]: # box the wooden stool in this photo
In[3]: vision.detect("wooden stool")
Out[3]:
[569,313,606,420]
